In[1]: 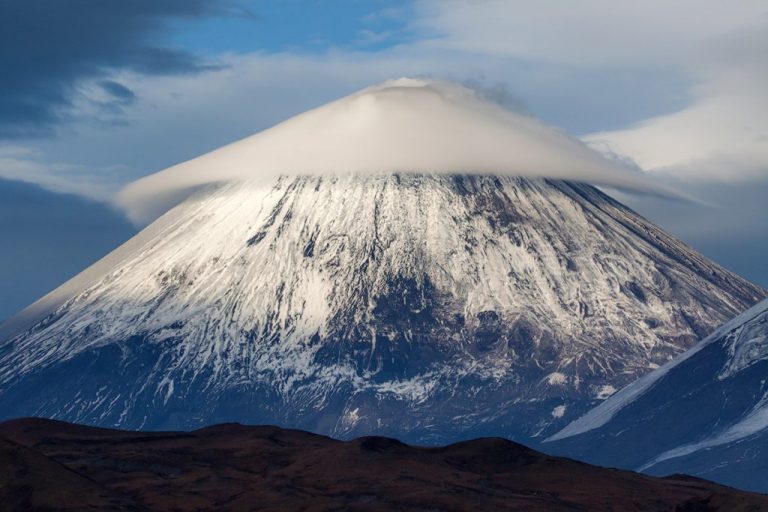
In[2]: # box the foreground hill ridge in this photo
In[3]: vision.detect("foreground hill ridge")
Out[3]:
[2,417,768,512]
[0,174,763,442]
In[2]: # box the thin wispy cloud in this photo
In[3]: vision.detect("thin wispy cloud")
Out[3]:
[0,146,121,201]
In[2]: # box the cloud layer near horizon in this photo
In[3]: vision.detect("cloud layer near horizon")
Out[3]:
[117,79,675,224]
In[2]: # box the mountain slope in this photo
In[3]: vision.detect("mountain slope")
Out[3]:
[546,298,768,493]
[3,417,768,512]
[0,174,762,442]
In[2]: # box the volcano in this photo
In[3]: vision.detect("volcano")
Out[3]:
[0,80,763,443]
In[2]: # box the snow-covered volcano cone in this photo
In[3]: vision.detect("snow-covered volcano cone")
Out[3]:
[0,80,763,442]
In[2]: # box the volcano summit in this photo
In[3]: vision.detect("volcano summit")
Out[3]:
[0,81,763,443]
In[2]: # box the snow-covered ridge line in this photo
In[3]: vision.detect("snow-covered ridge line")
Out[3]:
[117,78,680,224]
[547,298,768,442]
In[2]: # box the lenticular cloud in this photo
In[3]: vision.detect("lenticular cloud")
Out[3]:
[118,78,672,224]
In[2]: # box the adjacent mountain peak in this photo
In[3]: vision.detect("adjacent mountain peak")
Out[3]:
[545,298,768,493]
[548,299,768,442]
[118,78,675,224]
[0,174,762,442]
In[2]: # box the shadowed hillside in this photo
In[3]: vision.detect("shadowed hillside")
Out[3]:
[1,418,767,511]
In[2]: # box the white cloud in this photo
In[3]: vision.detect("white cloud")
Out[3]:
[415,0,765,67]
[0,146,119,200]
[118,78,676,224]
[584,28,768,182]
[412,0,768,183]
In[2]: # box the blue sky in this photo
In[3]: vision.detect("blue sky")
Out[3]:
[0,0,766,321]
[168,0,417,54]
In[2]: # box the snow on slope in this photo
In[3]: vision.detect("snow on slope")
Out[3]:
[0,174,762,441]
[117,79,681,224]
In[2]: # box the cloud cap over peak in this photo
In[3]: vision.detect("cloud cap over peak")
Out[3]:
[118,78,679,224]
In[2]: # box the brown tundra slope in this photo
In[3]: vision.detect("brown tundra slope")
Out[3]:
[1,417,767,512]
